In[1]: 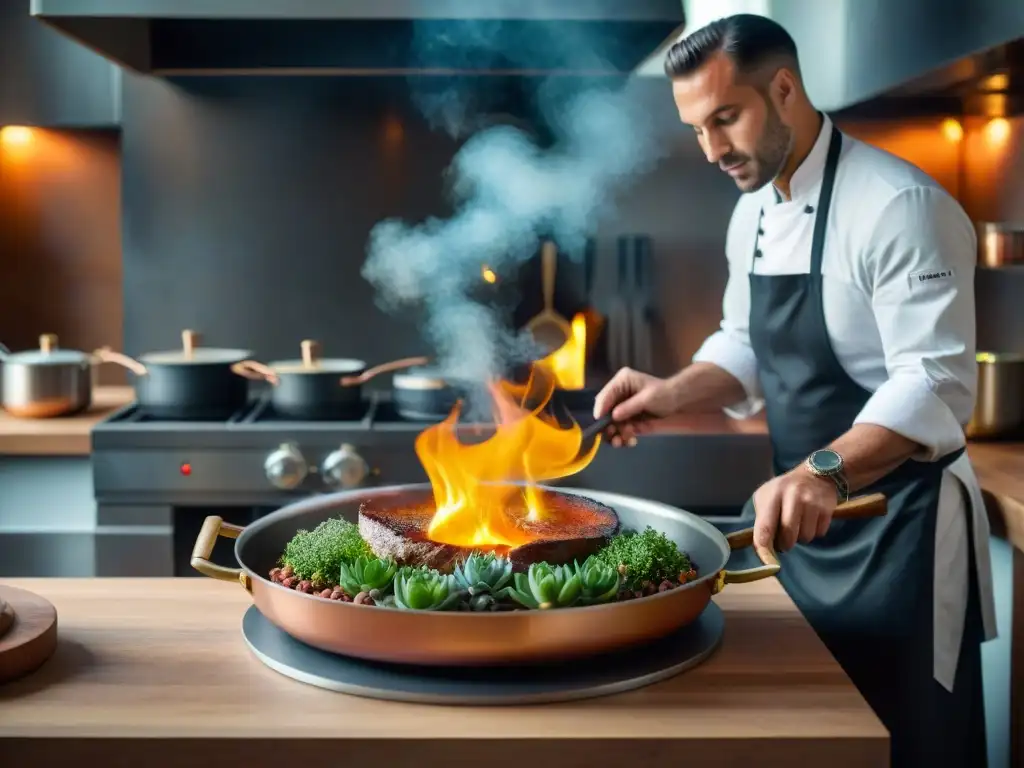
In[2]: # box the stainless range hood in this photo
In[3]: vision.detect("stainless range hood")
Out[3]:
[30,0,686,76]
[635,0,1024,115]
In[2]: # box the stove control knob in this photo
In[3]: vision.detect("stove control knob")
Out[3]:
[264,442,308,490]
[322,444,369,489]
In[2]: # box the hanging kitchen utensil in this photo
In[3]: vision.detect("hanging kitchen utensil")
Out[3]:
[0,334,95,418]
[606,237,633,372]
[232,341,428,421]
[579,236,605,362]
[95,329,253,421]
[524,240,572,355]
[631,235,656,373]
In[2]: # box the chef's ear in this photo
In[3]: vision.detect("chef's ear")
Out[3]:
[769,67,800,114]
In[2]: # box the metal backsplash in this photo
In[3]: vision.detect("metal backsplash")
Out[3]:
[120,74,740,378]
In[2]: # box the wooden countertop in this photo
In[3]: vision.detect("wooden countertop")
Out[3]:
[0,386,133,456]
[0,578,887,768]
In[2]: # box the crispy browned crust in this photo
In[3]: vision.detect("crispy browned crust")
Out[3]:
[357,487,619,572]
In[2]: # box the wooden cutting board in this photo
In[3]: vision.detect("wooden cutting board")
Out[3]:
[0,586,58,684]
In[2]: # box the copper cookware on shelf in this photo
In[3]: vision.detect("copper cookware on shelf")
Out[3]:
[965,351,1024,439]
[191,484,887,666]
[977,222,1024,268]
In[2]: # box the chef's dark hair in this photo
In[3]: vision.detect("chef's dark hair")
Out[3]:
[664,14,800,80]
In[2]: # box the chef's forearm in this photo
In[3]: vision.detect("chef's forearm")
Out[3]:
[824,424,921,492]
[667,362,751,414]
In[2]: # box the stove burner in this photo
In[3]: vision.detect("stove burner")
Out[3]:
[238,392,373,425]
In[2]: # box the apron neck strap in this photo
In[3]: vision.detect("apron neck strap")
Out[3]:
[809,124,843,278]
[750,123,844,277]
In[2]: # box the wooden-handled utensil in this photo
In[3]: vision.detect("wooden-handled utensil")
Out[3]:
[525,241,572,354]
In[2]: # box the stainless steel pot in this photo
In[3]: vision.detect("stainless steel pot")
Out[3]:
[977,222,1024,267]
[966,351,1024,439]
[0,334,94,418]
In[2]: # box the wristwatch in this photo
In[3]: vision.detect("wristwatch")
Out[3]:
[805,448,849,503]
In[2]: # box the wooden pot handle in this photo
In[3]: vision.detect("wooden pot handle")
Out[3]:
[714,492,888,593]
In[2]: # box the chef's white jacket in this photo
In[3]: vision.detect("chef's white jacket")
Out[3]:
[693,114,998,690]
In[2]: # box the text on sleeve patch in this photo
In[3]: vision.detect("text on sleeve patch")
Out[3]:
[908,267,956,291]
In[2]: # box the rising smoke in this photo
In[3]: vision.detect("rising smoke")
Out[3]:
[361,21,673,390]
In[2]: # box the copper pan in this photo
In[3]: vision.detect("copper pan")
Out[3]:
[191,484,887,666]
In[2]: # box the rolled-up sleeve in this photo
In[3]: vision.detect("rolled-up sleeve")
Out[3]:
[692,198,764,418]
[852,186,977,461]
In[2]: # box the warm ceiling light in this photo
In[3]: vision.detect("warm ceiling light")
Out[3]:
[940,118,963,142]
[481,266,497,284]
[0,126,34,147]
[984,117,1011,145]
[980,72,1010,92]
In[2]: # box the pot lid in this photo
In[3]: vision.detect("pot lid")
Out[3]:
[394,366,449,390]
[137,329,250,365]
[270,358,366,375]
[0,333,90,365]
[141,348,253,365]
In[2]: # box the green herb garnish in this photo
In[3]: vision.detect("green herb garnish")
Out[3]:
[594,527,690,591]
[281,518,374,586]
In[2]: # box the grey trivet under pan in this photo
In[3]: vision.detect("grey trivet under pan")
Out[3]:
[242,601,724,706]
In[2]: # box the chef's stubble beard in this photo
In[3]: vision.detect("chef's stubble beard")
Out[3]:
[752,101,794,191]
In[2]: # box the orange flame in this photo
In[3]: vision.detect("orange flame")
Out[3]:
[535,312,587,390]
[416,370,600,548]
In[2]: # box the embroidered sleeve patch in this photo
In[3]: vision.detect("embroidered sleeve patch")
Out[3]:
[908,267,956,290]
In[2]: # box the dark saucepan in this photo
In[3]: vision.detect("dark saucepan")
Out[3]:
[96,329,252,420]
[232,340,427,421]
[391,365,466,421]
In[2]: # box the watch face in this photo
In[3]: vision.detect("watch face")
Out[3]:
[812,449,842,472]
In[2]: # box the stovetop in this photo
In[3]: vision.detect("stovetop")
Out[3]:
[89,390,599,502]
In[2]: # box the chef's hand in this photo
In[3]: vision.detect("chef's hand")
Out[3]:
[593,367,679,447]
[752,465,837,553]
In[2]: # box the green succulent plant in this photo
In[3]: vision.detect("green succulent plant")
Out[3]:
[500,562,582,610]
[338,556,397,598]
[453,552,513,596]
[574,555,622,605]
[392,567,462,611]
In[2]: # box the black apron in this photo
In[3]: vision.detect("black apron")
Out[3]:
[740,123,988,767]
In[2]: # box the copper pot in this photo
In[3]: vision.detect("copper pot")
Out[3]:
[965,351,1024,439]
[192,484,886,666]
[977,222,1024,267]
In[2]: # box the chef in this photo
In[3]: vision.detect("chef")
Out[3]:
[594,13,997,767]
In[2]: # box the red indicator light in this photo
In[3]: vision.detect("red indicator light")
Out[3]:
[180,463,192,477]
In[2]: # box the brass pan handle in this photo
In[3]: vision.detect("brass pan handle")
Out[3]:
[190,515,252,592]
[713,492,888,594]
